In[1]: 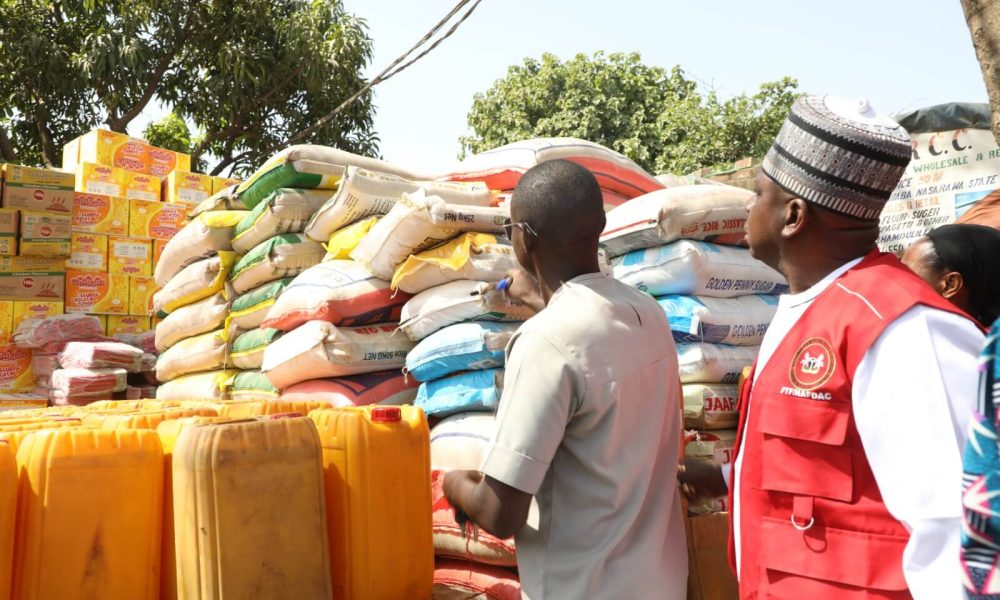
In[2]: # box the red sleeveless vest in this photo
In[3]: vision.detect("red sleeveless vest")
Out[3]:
[727,251,979,599]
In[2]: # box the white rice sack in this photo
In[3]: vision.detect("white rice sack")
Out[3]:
[391,233,518,294]
[430,413,498,471]
[685,429,738,466]
[613,241,788,298]
[261,320,415,389]
[399,280,535,342]
[677,343,759,385]
[229,233,326,295]
[230,328,282,370]
[231,188,332,254]
[189,186,246,218]
[236,144,424,210]
[228,278,294,330]
[683,383,739,430]
[350,190,509,280]
[154,292,230,353]
[657,294,777,346]
[152,252,236,316]
[156,369,240,402]
[154,211,248,286]
[305,166,494,242]
[601,185,753,257]
[155,328,233,382]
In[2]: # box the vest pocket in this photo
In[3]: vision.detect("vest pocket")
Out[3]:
[752,394,854,502]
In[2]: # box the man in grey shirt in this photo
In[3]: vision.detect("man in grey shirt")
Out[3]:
[444,159,687,599]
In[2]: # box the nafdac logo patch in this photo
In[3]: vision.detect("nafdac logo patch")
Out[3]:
[789,337,836,391]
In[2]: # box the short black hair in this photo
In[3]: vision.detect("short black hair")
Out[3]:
[927,223,1000,326]
[510,159,605,246]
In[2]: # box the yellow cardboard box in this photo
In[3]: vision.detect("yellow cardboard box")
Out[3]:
[128,276,156,316]
[211,176,242,195]
[107,314,152,336]
[75,162,125,198]
[71,192,129,236]
[123,171,162,202]
[61,136,81,172]
[164,171,213,206]
[129,199,187,240]
[0,301,13,343]
[1,164,74,214]
[19,211,72,258]
[74,129,149,173]
[12,301,63,331]
[64,270,128,314]
[0,344,35,392]
[65,233,108,271]
[152,239,168,267]
[109,237,152,277]
[0,257,65,302]
[0,209,17,256]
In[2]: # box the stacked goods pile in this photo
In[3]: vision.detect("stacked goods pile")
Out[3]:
[437,137,665,211]
[604,184,786,515]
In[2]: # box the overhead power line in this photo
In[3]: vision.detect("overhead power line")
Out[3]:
[282,0,485,148]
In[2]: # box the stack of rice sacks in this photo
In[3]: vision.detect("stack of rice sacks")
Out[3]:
[602,184,788,514]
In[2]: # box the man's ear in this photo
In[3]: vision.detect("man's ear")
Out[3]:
[781,198,808,239]
[941,271,964,299]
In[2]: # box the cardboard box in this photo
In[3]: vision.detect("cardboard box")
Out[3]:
[1,164,74,214]
[0,257,65,302]
[75,162,124,197]
[61,136,81,172]
[71,192,128,236]
[0,301,13,343]
[0,393,48,410]
[68,129,191,178]
[12,301,63,331]
[64,270,128,314]
[0,209,17,256]
[164,171,213,206]
[129,199,187,240]
[123,171,161,202]
[107,315,151,336]
[152,239,168,266]
[66,233,108,271]
[91,314,108,335]
[0,344,35,392]
[109,237,152,277]
[685,512,738,600]
[128,276,156,316]
[19,211,72,258]
[149,146,191,178]
[212,176,242,195]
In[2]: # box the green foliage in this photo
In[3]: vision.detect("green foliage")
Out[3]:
[461,52,801,175]
[142,112,206,173]
[0,0,378,175]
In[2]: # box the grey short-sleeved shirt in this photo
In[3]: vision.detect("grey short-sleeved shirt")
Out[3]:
[480,272,687,600]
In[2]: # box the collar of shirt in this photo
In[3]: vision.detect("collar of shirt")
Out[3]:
[548,271,607,303]
[778,257,864,310]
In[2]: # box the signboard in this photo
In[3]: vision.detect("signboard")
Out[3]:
[879,108,1000,253]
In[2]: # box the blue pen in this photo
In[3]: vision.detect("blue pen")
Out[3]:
[496,278,511,292]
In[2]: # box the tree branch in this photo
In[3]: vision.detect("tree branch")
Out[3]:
[107,50,176,132]
[0,127,15,162]
[34,118,57,168]
[211,149,250,176]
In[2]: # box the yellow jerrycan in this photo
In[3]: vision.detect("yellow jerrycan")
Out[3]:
[0,441,16,600]
[99,407,219,431]
[172,416,333,599]
[11,428,163,600]
[156,416,230,600]
[0,420,81,456]
[310,406,434,599]
[264,399,330,415]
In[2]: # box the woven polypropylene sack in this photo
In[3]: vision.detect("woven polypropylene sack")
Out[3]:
[261,320,414,389]
[612,241,788,298]
[431,559,521,600]
[405,322,517,382]
[431,471,517,568]
[229,233,325,295]
[155,369,240,402]
[230,327,282,370]
[155,292,230,352]
[677,342,759,385]
[154,211,247,286]
[683,383,739,430]
[399,280,533,342]
[415,368,503,419]
[261,260,411,331]
[188,186,246,219]
[152,252,236,316]
[228,370,279,402]
[155,328,232,382]
[278,370,419,407]
[430,412,497,471]
[231,188,332,254]
[657,294,778,346]
[304,166,493,243]
[391,233,517,294]
[322,217,379,261]
[601,185,753,257]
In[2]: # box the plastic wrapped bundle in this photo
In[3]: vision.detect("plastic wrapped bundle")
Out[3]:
[59,342,143,371]
[14,314,105,349]
[50,368,128,398]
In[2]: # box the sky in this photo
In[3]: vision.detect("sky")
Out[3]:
[336,0,988,175]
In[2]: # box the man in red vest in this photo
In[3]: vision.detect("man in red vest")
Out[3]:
[680,95,985,599]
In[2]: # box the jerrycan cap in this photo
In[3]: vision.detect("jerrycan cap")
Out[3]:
[371,406,402,423]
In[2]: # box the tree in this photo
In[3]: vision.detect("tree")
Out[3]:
[461,52,800,175]
[0,0,378,175]
[960,0,1000,145]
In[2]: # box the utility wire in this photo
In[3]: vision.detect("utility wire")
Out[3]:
[282,0,484,148]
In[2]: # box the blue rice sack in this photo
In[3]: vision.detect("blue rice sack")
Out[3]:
[415,368,503,418]
[405,322,518,383]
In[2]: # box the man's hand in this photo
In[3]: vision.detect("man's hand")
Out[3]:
[499,267,545,314]
[442,469,532,540]
[678,455,728,501]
